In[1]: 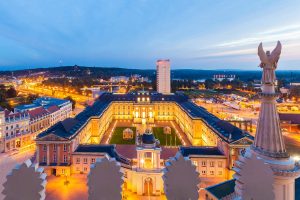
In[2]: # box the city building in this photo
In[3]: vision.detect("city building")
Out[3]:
[15,97,72,124]
[279,113,300,133]
[156,60,171,94]
[35,91,253,196]
[110,76,130,83]
[205,42,300,200]
[213,74,236,82]
[0,97,72,153]
[0,108,31,152]
[28,107,50,136]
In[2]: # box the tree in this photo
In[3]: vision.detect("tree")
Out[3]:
[204,79,216,89]
[26,94,39,104]
[6,87,17,98]
[65,96,76,110]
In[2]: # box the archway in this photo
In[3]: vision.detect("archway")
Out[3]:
[144,177,153,196]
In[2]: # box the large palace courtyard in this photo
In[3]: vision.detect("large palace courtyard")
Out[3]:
[100,120,191,146]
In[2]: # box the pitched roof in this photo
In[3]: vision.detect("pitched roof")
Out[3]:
[28,107,49,119]
[37,118,79,139]
[74,144,131,165]
[180,146,225,157]
[279,113,300,124]
[4,109,29,120]
[47,105,60,113]
[38,92,251,144]
[206,179,236,199]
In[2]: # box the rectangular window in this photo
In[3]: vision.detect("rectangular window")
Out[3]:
[210,171,214,175]
[43,145,47,151]
[63,144,67,152]
[83,158,88,164]
[76,158,80,164]
[218,171,222,176]
[210,161,214,167]
[202,170,206,175]
[84,167,87,172]
[218,161,222,168]
[193,161,198,166]
[201,161,206,167]
[91,158,95,164]
[53,144,57,152]
[53,154,57,162]
[62,169,65,174]
[42,156,46,163]
[63,155,67,163]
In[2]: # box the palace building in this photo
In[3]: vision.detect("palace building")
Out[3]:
[36,91,253,195]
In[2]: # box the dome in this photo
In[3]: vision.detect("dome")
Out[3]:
[141,129,156,144]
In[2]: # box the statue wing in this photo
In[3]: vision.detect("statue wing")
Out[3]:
[270,41,282,63]
[258,42,268,63]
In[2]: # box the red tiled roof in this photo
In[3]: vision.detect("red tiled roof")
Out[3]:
[115,145,178,160]
[115,145,136,159]
[161,147,179,159]
[28,107,49,119]
[47,105,60,113]
[4,109,28,118]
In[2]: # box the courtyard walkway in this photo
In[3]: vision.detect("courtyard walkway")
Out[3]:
[100,120,192,146]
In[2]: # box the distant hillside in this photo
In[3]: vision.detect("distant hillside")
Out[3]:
[0,66,299,82]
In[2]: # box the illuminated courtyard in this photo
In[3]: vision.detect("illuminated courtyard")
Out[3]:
[33,92,251,199]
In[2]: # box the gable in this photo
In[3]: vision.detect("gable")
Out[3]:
[36,133,67,141]
[231,137,253,145]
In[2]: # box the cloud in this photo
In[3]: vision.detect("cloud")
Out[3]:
[216,24,300,48]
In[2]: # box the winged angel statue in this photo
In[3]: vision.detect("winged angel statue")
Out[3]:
[258,41,282,84]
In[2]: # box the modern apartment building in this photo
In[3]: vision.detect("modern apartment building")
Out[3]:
[156,59,171,94]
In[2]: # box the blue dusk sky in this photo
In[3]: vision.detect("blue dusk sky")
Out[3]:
[0,0,300,70]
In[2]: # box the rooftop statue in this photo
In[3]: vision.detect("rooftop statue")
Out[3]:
[258,41,282,85]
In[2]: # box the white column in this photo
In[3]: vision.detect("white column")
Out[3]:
[274,176,296,200]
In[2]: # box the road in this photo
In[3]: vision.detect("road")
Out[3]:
[0,150,35,200]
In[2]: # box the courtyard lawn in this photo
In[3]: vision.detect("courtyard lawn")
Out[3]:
[152,127,182,146]
[109,127,136,145]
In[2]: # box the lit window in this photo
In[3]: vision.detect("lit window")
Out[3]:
[193,161,198,166]
[84,158,88,164]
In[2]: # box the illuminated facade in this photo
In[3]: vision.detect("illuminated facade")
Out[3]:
[36,92,252,193]
[0,108,31,152]
[156,60,171,94]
